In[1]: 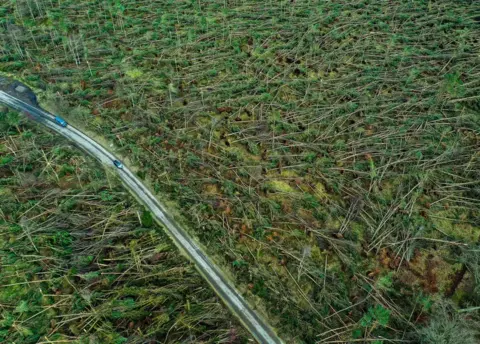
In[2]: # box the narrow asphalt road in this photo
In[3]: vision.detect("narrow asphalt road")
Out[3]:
[0,89,284,344]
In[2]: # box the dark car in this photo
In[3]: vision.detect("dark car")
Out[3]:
[113,159,124,169]
[54,116,68,127]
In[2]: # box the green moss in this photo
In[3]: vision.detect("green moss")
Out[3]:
[2,0,480,341]
[266,180,295,193]
[125,69,144,79]
[0,118,249,343]
[431,211,480,242]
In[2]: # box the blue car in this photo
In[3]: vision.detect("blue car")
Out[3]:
[113,159,124,169]
[54,116,68,127]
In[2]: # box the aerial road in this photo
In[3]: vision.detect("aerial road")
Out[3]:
[0,86,284,344]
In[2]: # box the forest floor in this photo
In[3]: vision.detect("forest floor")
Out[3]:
[0,109,250,343]
[1,1,480,343]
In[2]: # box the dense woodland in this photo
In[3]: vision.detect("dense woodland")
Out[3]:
[1,0,480,343]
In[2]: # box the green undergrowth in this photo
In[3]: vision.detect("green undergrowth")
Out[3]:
[0,112,248,343]
[1,0,480,342]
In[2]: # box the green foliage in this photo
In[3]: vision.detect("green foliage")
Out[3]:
[141,208,154,227]
[444,72,465,97]
[6,111,20,126]
[186,152,201,167]
[417,302,479,344]
[232,260,248,268]
[376,272,394,292]
[1,0,479,342]
[0,155,13,166]
[100,190,113,201]
[0,121,248,343]
[360,304,391,328]
[14,301,30,314]
[252,279,268,299]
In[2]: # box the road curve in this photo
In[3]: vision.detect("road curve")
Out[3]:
[0,90,284,344]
